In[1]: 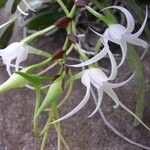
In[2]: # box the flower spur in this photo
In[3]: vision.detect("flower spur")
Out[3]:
[69,6,148,68]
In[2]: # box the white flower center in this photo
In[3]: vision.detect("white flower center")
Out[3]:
[87,68,108,82]
[107,24,126,40]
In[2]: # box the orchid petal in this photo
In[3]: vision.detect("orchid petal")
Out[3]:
[68,47,107,67]
[102,42,117,81]
[103,86,120,108]
[91,28,119,44]
[17,5,28,16]
[105,73,135,89]
[22,0,36,12]
[125,35,148,48]
[0,43,28,75]
[102,6,135,32]
[0,19,14,29]
[5,61,12,76]
[15,46,28,71]
[118,41,127,68]
[88,86,103,117]
[88,69,108,83]
[51,73,91,124]
[132,6,148,38]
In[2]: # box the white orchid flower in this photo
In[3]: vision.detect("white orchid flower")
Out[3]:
[69,6,148,68]
[0,42,29,76]
[51,67,134,124]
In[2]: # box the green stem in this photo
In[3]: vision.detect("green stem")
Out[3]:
[68,5,77,18]
[56,0,70,16]
[25,57,52,73]
[40,102,56,150]
[33,87,41,137]
[21,25,56,44]
[85,6,112,25]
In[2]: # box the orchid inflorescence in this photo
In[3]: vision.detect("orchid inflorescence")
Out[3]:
[0,0,150,150]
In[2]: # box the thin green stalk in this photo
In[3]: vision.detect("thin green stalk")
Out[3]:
[68,5,77,18]
[33,87,41,137]
[40,102,56,150]
[21,25,56,44]
[26,57,52,73]
[85,6,112,25]
[56,0,70,16]
[58,80,73,108]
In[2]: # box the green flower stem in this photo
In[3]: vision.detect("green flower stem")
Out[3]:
[56,0,70,16]
[53,106,70,150]
[40,102,56,150]
[58,70,73,108]
[38,44,74,76]
[26,57,52,73]
[53,105,62,150]
[62,4,77,65]
[62,23,72,50]
[33,87,41,137]
[20,25,56,44]
[85,6,112,26]
[29,47,52,58]
[54,124,70,150]
[68,5,77,18]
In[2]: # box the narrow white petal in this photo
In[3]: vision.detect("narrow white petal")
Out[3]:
[118,41,127,68]
[88,87,103,117]
[102,6,135,32]
[132,6,148,38]
[103,86,120,108]
[90,27,104,37]
[68,47,107,67]
[17,5,28,16]
[22,0,36,12]
[102,42,117,81]
[126,35,148,48]
[0,19,14,29]
[5,60,12,76]
[105,73,135,89]
[51,78,91,124]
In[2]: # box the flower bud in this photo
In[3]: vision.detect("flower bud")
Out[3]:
[0,72,28,94]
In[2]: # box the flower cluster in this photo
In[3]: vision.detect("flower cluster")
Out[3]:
[52,6,148,123]
[0,1,149,150]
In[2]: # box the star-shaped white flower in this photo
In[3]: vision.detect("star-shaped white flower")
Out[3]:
[0,42,28,76]
[69,6,148,68]
[51,67,134,123]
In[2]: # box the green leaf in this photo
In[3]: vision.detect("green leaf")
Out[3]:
[16,71,52,86]
[0,23,15,48]
[25,11,65,30]
[127,44,145,126]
